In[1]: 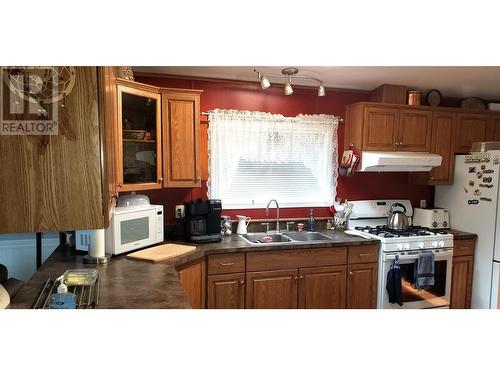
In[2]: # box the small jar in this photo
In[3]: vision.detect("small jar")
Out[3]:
[408,90,421,106]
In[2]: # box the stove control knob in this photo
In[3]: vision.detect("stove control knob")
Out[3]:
[443,221,448,228]
[418,242,425,249]
[397,244,403,251]
[438,241,445,247]
[432,222,438,228]
[431,241,438,248]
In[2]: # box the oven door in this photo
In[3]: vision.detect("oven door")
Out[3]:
[381,248,453,309]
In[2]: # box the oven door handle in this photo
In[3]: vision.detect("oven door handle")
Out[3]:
[385,249,453,261]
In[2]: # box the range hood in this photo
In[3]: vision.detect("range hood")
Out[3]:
[360,152,442,172]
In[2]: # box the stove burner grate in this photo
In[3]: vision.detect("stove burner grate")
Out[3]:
[354,225,448,238]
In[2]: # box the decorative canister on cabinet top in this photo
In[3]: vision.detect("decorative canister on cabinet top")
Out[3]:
[408,90,421,106]
[117,66,134,81]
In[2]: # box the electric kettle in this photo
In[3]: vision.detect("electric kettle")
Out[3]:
[387,203,409,230]
[236,215,251,235]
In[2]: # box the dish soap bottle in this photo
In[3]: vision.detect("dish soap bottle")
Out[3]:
[307,209,315,231]
[50,276,76,309]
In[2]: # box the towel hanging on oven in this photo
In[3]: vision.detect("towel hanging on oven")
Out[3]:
[415,251,435,290]
[386,255,403,306]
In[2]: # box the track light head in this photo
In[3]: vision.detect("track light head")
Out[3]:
[318,83,325,97]
[284,78,293,96]
[261,75,271,89]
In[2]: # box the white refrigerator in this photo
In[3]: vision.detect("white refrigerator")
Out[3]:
[435,152,500,309]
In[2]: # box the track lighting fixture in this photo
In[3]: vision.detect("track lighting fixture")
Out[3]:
[284,78,293,96]
[253,67,326,97]
[258,72,271,89]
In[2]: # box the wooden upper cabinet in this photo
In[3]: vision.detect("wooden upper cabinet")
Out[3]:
[428,111,456,184]
[346,263,378,309]
[398,110,432,151]
[207,273,245,309]
[116,83,162,191]
[0,67,104,233]
[486,115,500,141]
[362,106,399,151]
[246,269,298,309]
[454,114,489,153]
[162,91,201,187]
[298,266,346,309]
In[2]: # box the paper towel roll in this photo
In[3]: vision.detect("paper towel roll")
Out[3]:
[89,229,105,258]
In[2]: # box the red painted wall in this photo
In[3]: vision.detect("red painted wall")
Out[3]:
[135,74,434,223]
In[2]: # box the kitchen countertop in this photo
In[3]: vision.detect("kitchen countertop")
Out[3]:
[448,229,478,240]
[9,230,379,309]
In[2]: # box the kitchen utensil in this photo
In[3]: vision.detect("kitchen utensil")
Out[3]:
[387,203,409,230]
[220,215,232,235]
[117,192,150,207]
[62,269,99,286]
[426,89,442,106]
[236,215,251,235]
[461,97,486,110]
[126,243,197,263]
[408,90,421,106]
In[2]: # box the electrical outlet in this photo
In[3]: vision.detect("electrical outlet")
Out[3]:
[419,200,427,209]
[175,205,185,219]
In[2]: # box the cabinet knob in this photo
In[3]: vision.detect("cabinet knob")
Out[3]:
[294,276,298,281]
[118,182,123,188]
[299,275,304,279]
[394,142,399,146]
[399,141,404,146]
[159,177,163,182]
[240,280,245,285]
[195,176,201,181]
[349,271,353,276]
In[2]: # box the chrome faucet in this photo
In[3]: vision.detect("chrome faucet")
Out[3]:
[265,199,280,233]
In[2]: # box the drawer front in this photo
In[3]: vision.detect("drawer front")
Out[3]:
[348,245,379,264]
[246,247,347,272]
[208,253,245,275]
[453,239,475,257]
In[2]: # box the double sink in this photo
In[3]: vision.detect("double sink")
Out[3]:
[239,231,334,245]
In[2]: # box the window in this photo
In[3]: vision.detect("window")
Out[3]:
[207,109,339,208]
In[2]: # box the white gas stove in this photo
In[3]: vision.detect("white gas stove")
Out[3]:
[346,200,454,309]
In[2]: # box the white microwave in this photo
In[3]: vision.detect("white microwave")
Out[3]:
[106,204,164,255]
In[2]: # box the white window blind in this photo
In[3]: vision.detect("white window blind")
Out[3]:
[207,109,339,208]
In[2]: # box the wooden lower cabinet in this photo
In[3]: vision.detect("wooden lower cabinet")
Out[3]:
[207,273,245,309]
[346,263,378,309]
[450,256,474,309]
[298,266,347,309]
[246,269,298,309]
[178,259,206,309]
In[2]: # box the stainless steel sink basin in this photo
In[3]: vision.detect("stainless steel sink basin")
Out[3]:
[284,231,334,242]
[239,231,334,245]
[239,232,293,244]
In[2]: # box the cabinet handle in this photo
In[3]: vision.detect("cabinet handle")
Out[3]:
[459,246,470,250]
[220,262,234,266]
[359,253,370,256]
[118,182,123,188]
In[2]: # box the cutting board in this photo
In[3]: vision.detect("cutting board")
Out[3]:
[126,243,197,263]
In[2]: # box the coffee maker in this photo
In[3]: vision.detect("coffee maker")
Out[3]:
[184,199,222,243]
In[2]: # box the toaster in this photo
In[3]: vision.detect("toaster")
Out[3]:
[413,208,450,229]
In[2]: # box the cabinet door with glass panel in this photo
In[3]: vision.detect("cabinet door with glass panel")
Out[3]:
[117,83,162,191]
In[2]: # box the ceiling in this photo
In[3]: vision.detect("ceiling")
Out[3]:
[133,66,500,100]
